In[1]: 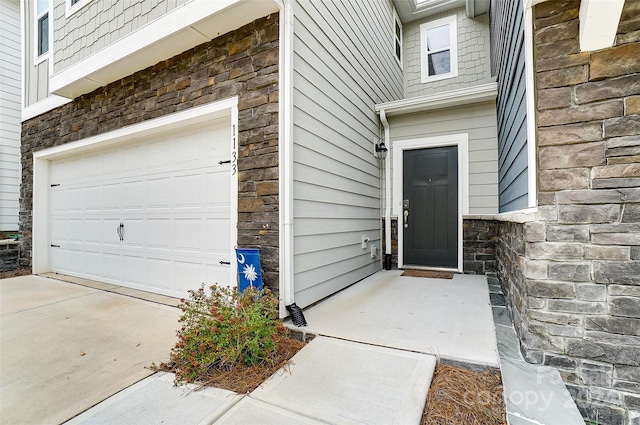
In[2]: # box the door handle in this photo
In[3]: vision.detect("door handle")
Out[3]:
[117,222,124,241]
[403,209,409,228]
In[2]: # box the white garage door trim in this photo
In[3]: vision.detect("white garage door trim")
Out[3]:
[33,97,239,288]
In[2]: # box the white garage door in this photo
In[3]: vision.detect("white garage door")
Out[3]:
[50,123,232,297]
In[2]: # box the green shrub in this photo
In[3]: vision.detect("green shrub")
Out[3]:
[170,284,287,384]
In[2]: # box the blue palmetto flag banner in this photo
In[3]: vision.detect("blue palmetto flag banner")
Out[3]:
[236,248,263,293]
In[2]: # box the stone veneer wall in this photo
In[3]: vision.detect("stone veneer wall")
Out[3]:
[498,1,640,423]
[381,217,498,274]
[20,15,281,292]
[462,219,499,276]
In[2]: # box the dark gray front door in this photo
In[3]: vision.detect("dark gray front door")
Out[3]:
[403,146,458,268]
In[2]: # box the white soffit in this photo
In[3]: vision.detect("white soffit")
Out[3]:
[394,0,465,23]
[50,0,279,99]
[579,0,624,51]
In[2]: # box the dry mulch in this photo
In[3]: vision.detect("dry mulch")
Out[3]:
[159,337,307,393]
[422,364,507,425]
[0,267,32,279]
[401,270,455,279]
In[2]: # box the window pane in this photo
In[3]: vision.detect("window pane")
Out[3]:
[426,24,450,51]
[71,0,81,5]
[396,41,401,61]
[428,50,450,75]
[37,0,48,15]
[395,21,401,39]
[38,13,49,56]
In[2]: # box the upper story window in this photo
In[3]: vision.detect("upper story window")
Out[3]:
[420,15,458,83]
[67,0,93,17]
[393,8,403,68]
[35,0,49,58]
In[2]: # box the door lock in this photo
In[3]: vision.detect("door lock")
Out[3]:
[403,199,409,228]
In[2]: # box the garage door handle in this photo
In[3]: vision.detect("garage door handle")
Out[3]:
[219,261,231,265]
[117,222,124,241]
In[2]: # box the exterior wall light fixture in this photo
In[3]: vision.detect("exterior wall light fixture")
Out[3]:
[375,139,388,160]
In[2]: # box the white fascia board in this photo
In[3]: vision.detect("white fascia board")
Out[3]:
[375,82,497,116]
[50,0,278,99]
[22,95,72,121]
[579,0,624,52]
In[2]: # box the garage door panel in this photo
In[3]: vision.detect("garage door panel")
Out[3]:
[102,150,122,176]
[83,153,103,179]
[174,174,204,210]
[175,261,204,293]
[51,121,233,297]
[52,248,68,274]
[83,185,103,212]
[68,188,84,212]
[84,219,102,244]
[147,140,172,170]
[103,254,122,281]
[206,264,230,287]
[174,219,203,252]
[67,219,86,242]
[147,178,172,210]
[102,183,122,212]
[206,219,230,253]
[123,255,146,286]
[147,219,171,250]
[175,133,202,165]
[123,145,145,172]
[122,181,145,211]
[147,258,173,292]
[83,251,103,280]
[206,170,230,207]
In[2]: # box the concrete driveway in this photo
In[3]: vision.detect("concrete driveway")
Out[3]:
[0,275,180,425]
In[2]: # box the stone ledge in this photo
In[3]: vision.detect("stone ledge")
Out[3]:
[464,210,537,224]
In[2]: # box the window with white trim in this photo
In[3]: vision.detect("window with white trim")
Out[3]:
[67,0,93,17]
[420,15,458,83]
[393,8,403,67]
[35,0,49,58]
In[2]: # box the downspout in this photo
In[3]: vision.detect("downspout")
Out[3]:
[380,109,392,270]
[277,0,306,326]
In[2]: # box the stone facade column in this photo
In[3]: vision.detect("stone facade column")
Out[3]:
[502,1,640,423]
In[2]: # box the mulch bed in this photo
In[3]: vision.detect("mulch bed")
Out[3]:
[0,267,32,279]
[401,270,455,279]
[158,337,307,393]
[422,364,506,425]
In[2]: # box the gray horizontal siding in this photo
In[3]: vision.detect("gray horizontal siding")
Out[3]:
[491,0,529,212]
[388,102,499,214]
[1,0,21,230]
[292,0,403,308]
[23,0,50,106]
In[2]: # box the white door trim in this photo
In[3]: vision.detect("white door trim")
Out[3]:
[33,97,239,285]
[392,134,469,272]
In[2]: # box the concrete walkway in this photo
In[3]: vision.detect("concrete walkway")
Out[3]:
[295,270,499,367]
[3,271,584,424]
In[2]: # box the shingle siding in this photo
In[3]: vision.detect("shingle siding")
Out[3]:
[403,7,493,98]
[52,0,187,74]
